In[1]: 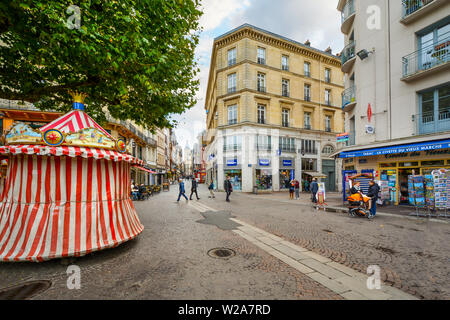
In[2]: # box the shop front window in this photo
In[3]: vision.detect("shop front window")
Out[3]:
[421,160,445,167]
[224,170,242,191]
[279,169,294,189]
[256,169,272,190]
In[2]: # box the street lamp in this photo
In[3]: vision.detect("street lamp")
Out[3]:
[357,48,375,61]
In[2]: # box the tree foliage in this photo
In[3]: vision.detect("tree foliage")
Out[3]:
[0,0,202,129]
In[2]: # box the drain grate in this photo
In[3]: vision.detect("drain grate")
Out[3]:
[207,248,236,259]
[0,280,52,300]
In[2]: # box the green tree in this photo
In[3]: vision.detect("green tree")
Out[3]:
[0,0,202,129]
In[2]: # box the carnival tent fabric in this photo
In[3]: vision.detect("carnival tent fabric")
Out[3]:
[0,96,144,262]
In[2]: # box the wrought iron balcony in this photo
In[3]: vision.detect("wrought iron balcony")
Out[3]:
[227,86,237,94]
[228,58,236,66]
[257,144,272,151]
[282,90,290,97]
[223,144,242,152]
[300,148,318,155]
[341,0,355,34]
[257,85,266,93]
[414,107,450,135]
[279,145,296,153]
[402,34,450,79]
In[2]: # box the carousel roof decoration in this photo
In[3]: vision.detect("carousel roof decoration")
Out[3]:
[3,91,135,162]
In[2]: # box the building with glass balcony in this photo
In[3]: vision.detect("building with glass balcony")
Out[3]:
[335,0,450,205]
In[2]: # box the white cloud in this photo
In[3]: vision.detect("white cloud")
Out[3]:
[199,0,251,31]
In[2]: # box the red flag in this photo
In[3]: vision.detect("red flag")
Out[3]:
[368,104,372,122]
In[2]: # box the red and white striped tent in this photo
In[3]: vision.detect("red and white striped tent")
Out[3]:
[0,103,144,262]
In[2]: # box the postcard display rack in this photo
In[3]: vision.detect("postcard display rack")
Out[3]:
[408,169,449,218]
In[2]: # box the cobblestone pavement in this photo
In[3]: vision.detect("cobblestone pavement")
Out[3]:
[0,186,341,300]
[203,186,449,300]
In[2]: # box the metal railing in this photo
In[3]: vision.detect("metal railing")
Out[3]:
[342,86,356,108]
[223,144,242,152]
[415,107,450,134]
[257,144,272,151]
[304,95,311,102]
[402,34,450,78]
[282,90,290,97]
[228,86,237,94]
[279,145,296,153]
[228,119,237,125]
[257,57,266,65]
[341,0,355,24]
[341,41,356,65]
[304,71,311,78]
[300,148,318,155]
[282,121,289,128]
[228,58,236,66]
[304,124,312,130]
[282,65,289,71]
[257,85,266,93]
[402,0,434,18]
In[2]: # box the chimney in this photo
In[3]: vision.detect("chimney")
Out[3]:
[325,46,332,54]
[304,39,311,46]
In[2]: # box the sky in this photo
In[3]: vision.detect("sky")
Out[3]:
[172,0,344,150]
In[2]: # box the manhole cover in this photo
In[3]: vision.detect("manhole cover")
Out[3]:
[207,248,236,259]
[0,280,52,300]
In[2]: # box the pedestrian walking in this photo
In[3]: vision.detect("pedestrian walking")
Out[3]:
[177,178,188,202]
[294,179,300,200]
[189,177,200,200]
[310,178,319,203]
[367,180,380,217]
[208,180,215,199]
[224,176,233,202]
[289,180,295,200]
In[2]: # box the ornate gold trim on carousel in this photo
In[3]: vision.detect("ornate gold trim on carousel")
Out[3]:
[42,129,65,147]
[4,122,46,146]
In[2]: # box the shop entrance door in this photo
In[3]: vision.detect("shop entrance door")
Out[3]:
[322,160,336,192]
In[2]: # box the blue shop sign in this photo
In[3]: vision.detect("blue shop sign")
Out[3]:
[283,160,292,167]
[259,159,270,166]
[226,159,238,166]
[339,139,450,158]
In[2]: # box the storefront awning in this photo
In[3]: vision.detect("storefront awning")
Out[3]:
[338,139,450,159]
[303,171,327,178]
[134,165,156,174]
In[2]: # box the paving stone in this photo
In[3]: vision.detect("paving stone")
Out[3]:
[335,277,392,300]
[269,250,315,274]
[341,290,370,300]
[279,240,309,252]
[326,261,367,280]
[301,251,332,263]
[250,239,278,253]
[256,236,281,246]
[271,244,310,261]
[307,272,352,295]
[300,259,347,280]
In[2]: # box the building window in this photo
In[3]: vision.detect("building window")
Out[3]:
[223,135,242,151]
[302,158,317,171]
[304,62,311,77]
[257,135,271,151]
[282,79,290,97]
[304,112,311,129]
[418,84,450,134]
[325,115,332,132]
[228,104,237,125]
[301,139,317,155]
[228,48,237,66]
[257,104,266,124]
[282,109,290,127]
[322,145,334,155]
[227,73,236,93]
[325,89,332,106]
[279,137,296,152]
[257,73,266,92]
[282,55,289,71]
[257,47,266,65]
[325,68,331,83]
[304,84,311,101]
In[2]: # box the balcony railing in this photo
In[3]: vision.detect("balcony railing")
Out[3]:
[257,144,272,151]
[257,58,266,65]
[228,86,237,94]
[282,65,289,71]
[224,144,242,152]
[341,41,356,65]
[304,95,311,102]
[228,58,236,66]
[402,34,450,78]
[282,90,290,97]
[402,0,434,18]
[280,145,296,153]
[342,86,356,108]
[341,0,355,24]
[228,119,237,125]
[304,71,311,78]
[415,107,450,135]
[257,85,266,93]
[304,124,312,130]
[282,121,289,128]
[301,148,318,155]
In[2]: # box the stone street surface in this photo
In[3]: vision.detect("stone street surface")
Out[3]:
[0,184,448,300]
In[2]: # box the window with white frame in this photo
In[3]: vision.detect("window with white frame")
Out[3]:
[282,55,289,71]
[279,137,295,152]
[228,105,237,125]
[325,89,332,105]
[304,84,311,101]
[257,104,266,124]
[224,135,242,151]
[228,48,237,66]
[325,115,332,132]
[304,112,311,129]
[282,109,290,127]
[257,135,271,151]
[227,73,236,93]
[257,47,266,64]
[304,62,311,77]
[325,68,331,83]
[301,139,317,154]
[282,79,290,97]
[257,72,266,92]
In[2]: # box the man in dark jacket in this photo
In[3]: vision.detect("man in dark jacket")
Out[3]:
[189,178,200,200]
[367,180,380,217]
[310,178,319,203]
[224,176,233,202]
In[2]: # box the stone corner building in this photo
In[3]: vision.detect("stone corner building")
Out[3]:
[204,24,345,192]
